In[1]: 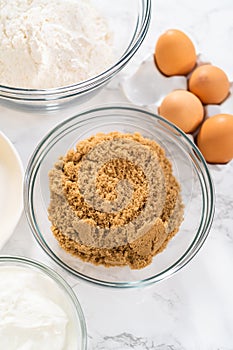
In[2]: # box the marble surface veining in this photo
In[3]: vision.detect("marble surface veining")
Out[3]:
[1,0,233,349]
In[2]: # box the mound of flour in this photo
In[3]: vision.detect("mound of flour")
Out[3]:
[0,0,113,88]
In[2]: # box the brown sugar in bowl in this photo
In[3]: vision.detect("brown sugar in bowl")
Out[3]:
[24,105,215,288]
[48,132,184,270]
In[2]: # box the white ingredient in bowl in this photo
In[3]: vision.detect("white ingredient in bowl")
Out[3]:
[0,266,78,350]
[0,0,113,89]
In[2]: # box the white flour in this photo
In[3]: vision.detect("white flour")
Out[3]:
[0,0,113,89]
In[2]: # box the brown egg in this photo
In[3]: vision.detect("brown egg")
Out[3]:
[197,114,233,163]
[158,90,204,133]
[154,29,196,76]
[189,65,230,104]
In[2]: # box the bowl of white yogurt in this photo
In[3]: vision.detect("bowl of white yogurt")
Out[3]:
[0,256,87,350]
[0,0,151,109]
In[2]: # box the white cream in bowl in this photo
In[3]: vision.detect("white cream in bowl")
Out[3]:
[0,265,79,350]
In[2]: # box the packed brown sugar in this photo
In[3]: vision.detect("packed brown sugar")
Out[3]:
[48,132,184,269]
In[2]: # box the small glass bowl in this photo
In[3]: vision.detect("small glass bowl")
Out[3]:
[24,105,215,288]
[0,256,87,349]
[0,0,151,109]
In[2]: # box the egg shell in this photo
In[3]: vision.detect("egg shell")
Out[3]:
[189,65,230,104]
[158,90,204,133]
[121,55,187,106]
[154,29,196,76]
[197,114,233,164]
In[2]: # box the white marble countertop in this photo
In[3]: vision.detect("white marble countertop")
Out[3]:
[1,0,233,349]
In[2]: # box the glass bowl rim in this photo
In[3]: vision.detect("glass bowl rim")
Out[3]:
[24,104,215,288]
[0,0,151,101]
[0,255,87,349]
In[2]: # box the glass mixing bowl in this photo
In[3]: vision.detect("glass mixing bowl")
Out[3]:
[24,105,215,288]
[0,255,87,349]
[0,0,151,109]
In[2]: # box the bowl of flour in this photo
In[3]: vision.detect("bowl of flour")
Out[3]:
[0,0,151,108]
